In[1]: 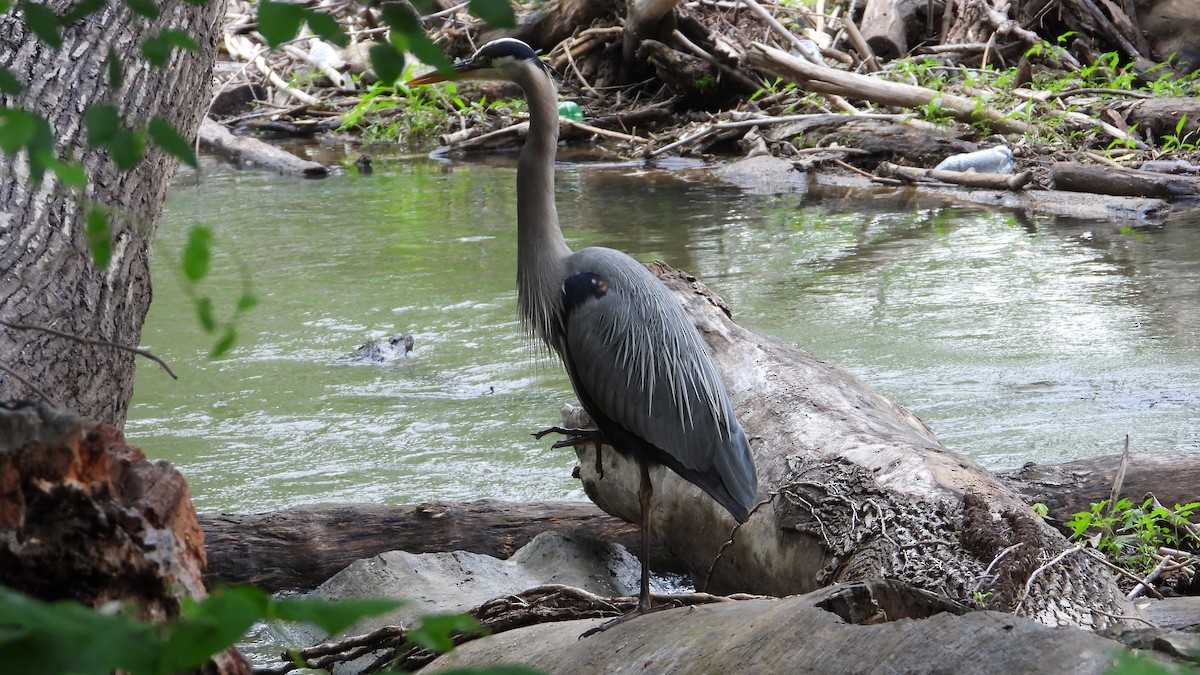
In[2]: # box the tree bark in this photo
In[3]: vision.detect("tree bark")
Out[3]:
[1052,161,1200,197]
[0,0,223,427]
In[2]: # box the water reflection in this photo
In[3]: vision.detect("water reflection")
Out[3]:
[128,157,1200,513]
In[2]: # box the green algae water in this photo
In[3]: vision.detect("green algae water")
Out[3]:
[127,156,1200,514]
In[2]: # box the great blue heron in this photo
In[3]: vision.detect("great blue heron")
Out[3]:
[408,38,758,626]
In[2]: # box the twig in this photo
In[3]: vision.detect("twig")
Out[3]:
[1079,547,1164,600]
[1014,545,1084,613]
[972,543,1024,592]
[0,362,59,406]
[1129,553,1174,600]
[1106,434,1131,513]
[559,118,651,145]
[0,319,178,379]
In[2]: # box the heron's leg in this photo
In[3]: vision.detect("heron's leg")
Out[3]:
[637,456,653,611]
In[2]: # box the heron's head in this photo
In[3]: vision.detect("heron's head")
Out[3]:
[406,38,549,86]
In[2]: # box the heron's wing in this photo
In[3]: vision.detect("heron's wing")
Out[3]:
[560,248,757,519]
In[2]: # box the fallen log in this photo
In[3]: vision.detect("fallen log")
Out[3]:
[1052,161,1200,197]
[878,160,1033,190]
[198,117,328,177]
[201,437,1199,591]
[200,500,673,592]
[570,262,1136,629]
[994,449,1200,520]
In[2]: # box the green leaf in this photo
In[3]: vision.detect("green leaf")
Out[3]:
[44,154,87,188]
[122,0,159,19]
[85,208,111,269]
[161,586,266,671]
[106,48,124,90]
[21,1,62,49]
[182,225,212,282]
[84,103,120,146]
[0,0,12,14]
[272,597,402,635]
[0,586,161,674]
[61,0,105,24]
[407,613,486,654]
[148,116,197,167]
[257,0,306,47]
[236,292,259,312]
[0,66,22,95]
[302,8,347,47]
[142,28,200,66]
[387,19,452,74]
[368,42,406,86]
[0,107,38,153]
[195,296,216,332]
[468,0,515,28]
[210,325,237,358]
[110,129,146,170]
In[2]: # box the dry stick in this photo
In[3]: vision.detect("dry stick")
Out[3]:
[972,543,1025,592]
[878,162,1034,190]
[560,118,652,145]
[746,41,1034,135]
[1080,547,1165,600]
[1129,553,1174,600]
[837,13,881,72]
[1107,434,1132,515]
[0,319,178,379]
[562,37,604,99]
[225,33,320,106]
[737,0,858,112]
[671,29,762,92]
[648,112,909,157]
[1014,545,1084,613]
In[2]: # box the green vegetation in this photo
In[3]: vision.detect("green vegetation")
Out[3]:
[341,74,526,145]
[1066,497,1200,576]
[0,584,542,674]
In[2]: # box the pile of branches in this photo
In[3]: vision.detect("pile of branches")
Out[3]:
[207,0,1200,193]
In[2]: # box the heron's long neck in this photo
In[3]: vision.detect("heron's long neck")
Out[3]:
[514,65,570,346]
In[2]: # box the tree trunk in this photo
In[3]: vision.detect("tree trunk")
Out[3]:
[0,0,223,427]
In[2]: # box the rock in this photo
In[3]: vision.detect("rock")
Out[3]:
[715,155,808,194]
[286,532,645,672]
[352,333,415,363]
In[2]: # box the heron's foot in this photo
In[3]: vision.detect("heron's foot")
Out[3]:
[533,426,603,450]
[578,600,678,639]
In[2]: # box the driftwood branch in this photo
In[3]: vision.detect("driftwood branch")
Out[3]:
[877,161,1033,190]
[198,118,328,177]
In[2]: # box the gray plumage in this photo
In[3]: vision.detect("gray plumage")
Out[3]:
[409,39,758,616]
